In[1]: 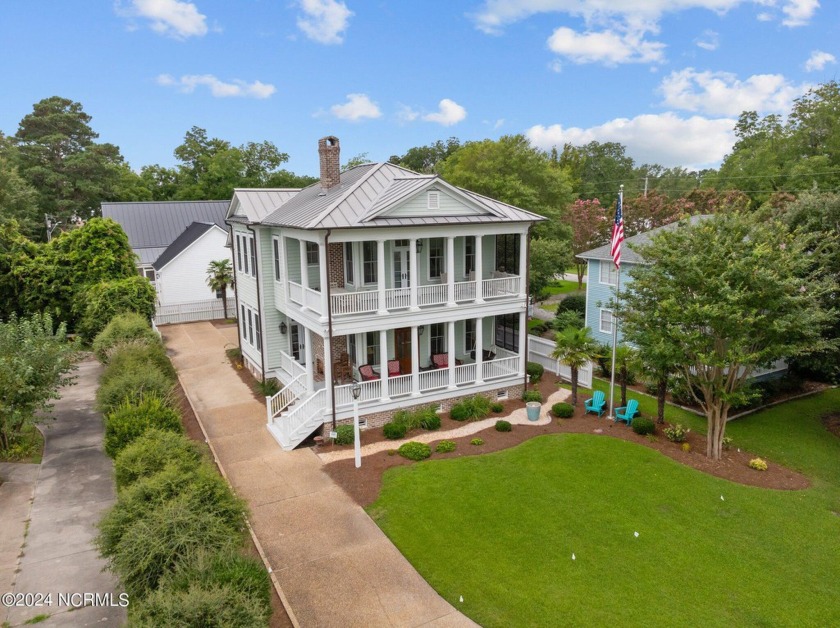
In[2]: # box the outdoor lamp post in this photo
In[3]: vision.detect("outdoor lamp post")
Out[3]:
[351,381,362,469]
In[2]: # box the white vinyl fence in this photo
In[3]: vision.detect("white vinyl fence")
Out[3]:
[154,298,229,325]
[528,336,593,388]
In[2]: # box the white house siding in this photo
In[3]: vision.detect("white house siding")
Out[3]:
[257,228,285,374]
[231,224,262,373]
[389,191,484,217]
[155,227,234,310]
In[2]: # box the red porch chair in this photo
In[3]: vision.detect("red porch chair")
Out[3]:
[387,360,401,377]
[359,364,380,381]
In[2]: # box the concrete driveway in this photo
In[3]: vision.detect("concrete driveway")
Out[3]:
[163,322,476,628]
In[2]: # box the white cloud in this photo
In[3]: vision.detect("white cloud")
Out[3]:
[157,74,276,98]
[804,50,836,72]
[422,99,468,126]
[396,105,420,124]
[330,93,382,121]
[123,0,208,38]
[527,113,736,170]
[695,30,719,51]
[659,68,806,116]
[547,26,665,65]
[782,0,819,27]
[297,0,353,44]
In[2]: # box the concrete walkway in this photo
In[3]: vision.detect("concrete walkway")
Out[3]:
[0,359,125,627]
[163,322,476,628]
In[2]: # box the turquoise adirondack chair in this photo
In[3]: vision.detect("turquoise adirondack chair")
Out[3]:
[614,399,640,425]
[584,390,606,417]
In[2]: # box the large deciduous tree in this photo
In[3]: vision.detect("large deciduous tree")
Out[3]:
[567,198,609,288]
[389,137,462,173]
[618,212,836,459]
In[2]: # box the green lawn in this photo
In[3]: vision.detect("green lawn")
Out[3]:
[543,279,586,295]
[369,389,840,627]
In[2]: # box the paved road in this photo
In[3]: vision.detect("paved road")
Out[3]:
[164,322,477,628]
[0,359,125,627]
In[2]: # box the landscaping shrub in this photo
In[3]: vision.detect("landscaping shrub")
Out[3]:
[98,463,247,567]
[130,582,269,628]
[722,435,734,450]
[393,406,438,431]
[495,420,512,432]
[470,438,484,446]
[419,413,441,431]
[435,440,456,453]
[398,441,431,461]
[104,394,183,459]
[551,402,574,418]
[555,294,585,317]
[491,402,504,413]
[93,313,160,363]
[681,442,692,453]
[383,421,407,440]
[528,322,548,336]
[79,277,156,343]
[527,362,544,384]
[749,457,768,471]
[96,363,174,414]
[450,395,491,421]
[114,430,204,491]
[334,424,354,445]
[522,390,542,403]
[663,423,689,443]
[256,378,280,397]
[631,417,656,436]
[553,309,583,331]
[100,342,176,385]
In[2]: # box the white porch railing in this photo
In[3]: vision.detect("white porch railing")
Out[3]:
[267,374,305,420]
[279,351,306,380]
[483,275,520,298]
[303,286,322,313]
[332,290,378,315]
[389,373,412,397]
[272,388,326,448]
[335,379,381,408]
[417,284,448,307]
[385,288,410,310]
[289,282,303,306]
[454,362,477,385]
[454,281,476,302]
[482,355,519,380]
[419,368,449,392]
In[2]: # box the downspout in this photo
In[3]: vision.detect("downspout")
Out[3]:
[246,223,267,381]
[523,225,533,392]
[324,229,337,429]
[227,222,243,361]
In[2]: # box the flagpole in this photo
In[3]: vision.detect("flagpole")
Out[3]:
[608,185,623,421]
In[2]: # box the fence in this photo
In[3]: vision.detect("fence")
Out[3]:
[528,336,592,388]
[154,298,229,325]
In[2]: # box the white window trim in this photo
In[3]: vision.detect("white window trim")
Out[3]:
[599,309,614,334]
[362,241,377,287]
[599,261,618,287]
[344,242,355,287]
[241,304,262,353]
[272,236,282,282]
[427,237,445,281]
[305,241,319,266]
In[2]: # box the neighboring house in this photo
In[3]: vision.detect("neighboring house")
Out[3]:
[102,200,235,322]
[577,215,786,379]
[228,136,545,450]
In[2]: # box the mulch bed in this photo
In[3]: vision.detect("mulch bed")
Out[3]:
[322,375,811,508]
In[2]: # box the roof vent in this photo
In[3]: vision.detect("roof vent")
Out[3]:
[318,136,341,190]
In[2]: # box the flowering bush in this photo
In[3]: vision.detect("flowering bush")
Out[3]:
[664,423,689,443]
[749,458,768,471]
[681,442,692,453]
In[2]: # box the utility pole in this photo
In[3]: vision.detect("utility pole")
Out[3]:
[643,176,648,198]
[45,214,61,242]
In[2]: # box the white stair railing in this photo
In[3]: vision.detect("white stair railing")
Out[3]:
[266,374,306,421]
[273,389,326,448]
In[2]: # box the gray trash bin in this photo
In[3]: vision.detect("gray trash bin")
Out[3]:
[526,401,541,422]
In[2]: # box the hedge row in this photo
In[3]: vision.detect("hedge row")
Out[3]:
[93,315,271,626]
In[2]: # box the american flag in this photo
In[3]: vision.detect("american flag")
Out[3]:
[610,192,625,268]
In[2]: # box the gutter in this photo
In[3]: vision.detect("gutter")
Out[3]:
[245,222,267,381]
[225,220,244,363]
[524,225,533,392]
[324,229,337,429]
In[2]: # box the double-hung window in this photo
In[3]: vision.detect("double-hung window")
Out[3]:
[248,237,257,277]
[344,242,354,285]
[600,309,614,334]
[430,323,445,355]
[465,319,476,353]
[428,238,444,279]
[464,236,475,277]
[365,331,380,366]
[362,242,377,284]
[599,262,618,286]
[273,238,281,281]
[306,242,319,266]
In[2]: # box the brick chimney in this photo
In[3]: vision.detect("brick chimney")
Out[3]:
[318,136,341,190]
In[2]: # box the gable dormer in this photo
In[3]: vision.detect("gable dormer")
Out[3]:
[363,177,502,222]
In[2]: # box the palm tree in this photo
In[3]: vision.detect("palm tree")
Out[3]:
[551,326,599,406]
[206,259,235,319]
[614,344,637,408]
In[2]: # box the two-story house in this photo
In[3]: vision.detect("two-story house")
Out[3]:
[227,137,545,450]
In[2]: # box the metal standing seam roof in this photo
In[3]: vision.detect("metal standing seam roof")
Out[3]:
[257,162,545,230]
[153,222,217,271]
[577,214,713,264]
[101,200,230,251]
[228,188,301,222]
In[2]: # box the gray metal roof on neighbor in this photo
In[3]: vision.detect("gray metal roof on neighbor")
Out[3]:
[256,162,545,230]
[153,222,215,271]
[229,188,300,222]
[102,200,230,254]
[577,214,712,264]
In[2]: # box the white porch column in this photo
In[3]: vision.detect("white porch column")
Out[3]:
[411,325,420,396]
[304,326,314,392]
[519,311,527,375]
[519,232,528,298]
[475,316,485,384]
[377,239,387,315]
[323,332,333,413]
[299,239,310,294]
[409,238,419,311]
[447,320,456,389]
[379,328,390,400]
[475,235,484,303]
[446,236,456,306]
[319,240,329,322]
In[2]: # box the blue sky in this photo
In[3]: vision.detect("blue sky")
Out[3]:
[1,1,838,177]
